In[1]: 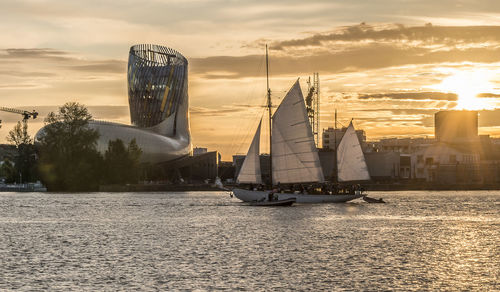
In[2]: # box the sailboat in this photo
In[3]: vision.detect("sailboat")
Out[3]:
[232,47,370,203]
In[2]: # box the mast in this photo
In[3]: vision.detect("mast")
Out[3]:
[266,44,273,186]
[334,108,337,183]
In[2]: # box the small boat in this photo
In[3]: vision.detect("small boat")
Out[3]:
[363,196,385,203]
[249,197,296,206]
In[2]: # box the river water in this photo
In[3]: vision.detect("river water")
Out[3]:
[0,191,498,291]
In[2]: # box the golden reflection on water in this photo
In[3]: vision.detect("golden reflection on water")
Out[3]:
[0,191,498,290]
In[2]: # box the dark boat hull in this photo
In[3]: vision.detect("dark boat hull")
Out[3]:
[233,188,362,203]
[249,198,296,206]
[363,196,385,203]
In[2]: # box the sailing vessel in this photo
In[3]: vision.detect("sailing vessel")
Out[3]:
[232,46,370,203]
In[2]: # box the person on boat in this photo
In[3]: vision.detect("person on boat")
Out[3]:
[349,185,355,195]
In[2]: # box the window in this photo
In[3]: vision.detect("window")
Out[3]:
[449,155,457,164]
[417,155,423,163]
[425,157,434,165]
[463,155,475,163]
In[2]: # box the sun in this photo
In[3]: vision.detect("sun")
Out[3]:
[430,68,497,110]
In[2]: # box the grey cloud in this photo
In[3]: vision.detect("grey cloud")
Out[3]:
[0,48,126,74]
[191,104,263,117]
[352,116,432,126]
[347,108,500,129]
[64,62,126,74]
[270,24,500,50]
[0,48,70,61]
[477,93,500,98]
[0,83,43,89]
[190,106,246,117]
[358,92,458,101]
[191,44,500,78]
[0,70,56,77]
[358,108,438,115]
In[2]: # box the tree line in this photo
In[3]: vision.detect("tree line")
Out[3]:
[1,102,144,191]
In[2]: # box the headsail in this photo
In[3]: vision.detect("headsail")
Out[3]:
[271,80,324,185]
[237,120,262,184]
[337,122,371,182]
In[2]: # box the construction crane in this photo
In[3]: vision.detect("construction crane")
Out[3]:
[0,106,38,128]
[306,73,320,147]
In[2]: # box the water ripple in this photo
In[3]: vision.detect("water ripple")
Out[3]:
[0,191,498,291]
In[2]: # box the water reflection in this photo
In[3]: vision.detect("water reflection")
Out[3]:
[0,191,498,290]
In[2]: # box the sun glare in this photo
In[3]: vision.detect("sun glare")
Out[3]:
[430,69,497,110]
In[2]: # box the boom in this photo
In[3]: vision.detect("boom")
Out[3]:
[0,106,38,128]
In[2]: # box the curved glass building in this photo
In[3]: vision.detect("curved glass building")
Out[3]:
[128,44,188,129]
[38,44,192,163]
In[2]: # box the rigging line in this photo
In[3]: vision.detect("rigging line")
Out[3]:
[228,53,266,157]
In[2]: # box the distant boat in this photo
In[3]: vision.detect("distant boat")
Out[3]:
[363,196,385,203]
[232,46,370,204]
[0,181,47,192]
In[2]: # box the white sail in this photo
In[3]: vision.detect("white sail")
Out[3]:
[337,122,371,182]
[237,120,262,184]
[271,80,324,185]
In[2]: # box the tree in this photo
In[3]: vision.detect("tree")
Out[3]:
[103,138,142,185]
[7,121,32,147]
[0,159,16,183]
[37,102,103,191]
[127,139,142,182]
[6,121,37,183]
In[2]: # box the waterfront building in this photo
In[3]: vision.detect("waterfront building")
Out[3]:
[411,143,481,183]
[374,137,434,154]
[193,147,208,156]
[322,127,367,151]
[37,44,192,164]
[163,151,219,182]
[365,152,403,181]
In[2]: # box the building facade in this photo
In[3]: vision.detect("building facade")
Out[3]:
[88,45,192,163]
[322,127,367,151]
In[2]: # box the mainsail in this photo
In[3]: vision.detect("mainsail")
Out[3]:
[237,120,262,184]
[271,80,325,185]
[337,122,371,182]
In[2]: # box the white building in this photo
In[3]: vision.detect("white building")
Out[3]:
[411,143,480,182]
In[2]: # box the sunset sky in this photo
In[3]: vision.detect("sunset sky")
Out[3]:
[1,0,500,160]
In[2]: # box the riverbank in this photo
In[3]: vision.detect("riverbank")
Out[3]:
[99,183,223,192]
[366,183,500,191]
